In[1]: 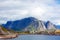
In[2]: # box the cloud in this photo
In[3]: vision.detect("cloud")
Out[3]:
[0,9,29,24]
[0,0,60,25]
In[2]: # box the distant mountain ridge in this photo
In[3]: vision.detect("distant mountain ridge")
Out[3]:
[2,17,56,32]
[55,25,60,29]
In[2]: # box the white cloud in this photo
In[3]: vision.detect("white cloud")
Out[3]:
[0,9,29,21]
[31,7,46,14]
[28,7,47,20]
[0,1,21,7]
[0,0,60,25]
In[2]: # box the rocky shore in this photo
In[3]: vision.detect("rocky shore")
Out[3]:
[0,34,18,39]
[0,30,60,39]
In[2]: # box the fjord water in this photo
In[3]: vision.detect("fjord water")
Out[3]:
[0,35,60,40]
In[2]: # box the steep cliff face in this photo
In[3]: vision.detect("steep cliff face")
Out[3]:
[37,21,46,32]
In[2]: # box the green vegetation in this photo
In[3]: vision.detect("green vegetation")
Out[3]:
[27,24,36,33]
[2,27,8,32]
[0,25,8,32]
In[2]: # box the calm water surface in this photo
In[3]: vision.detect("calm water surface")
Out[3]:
[0,35,60,40]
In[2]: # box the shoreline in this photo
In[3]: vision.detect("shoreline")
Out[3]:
[0,33,60,39]
[0,34,18,39]
[19,34,60,36]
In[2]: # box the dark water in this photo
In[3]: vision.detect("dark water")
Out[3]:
[0,35,60,40]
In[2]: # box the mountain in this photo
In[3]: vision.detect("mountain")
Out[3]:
[2,17,56,33]
[37,21,47,32]
[2,17,39,31]
[2,21,13,30]
[46,21,56,29]
[55,25,60,29]
[45,21,56,32]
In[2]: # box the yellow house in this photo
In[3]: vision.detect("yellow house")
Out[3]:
[55,30,60,35]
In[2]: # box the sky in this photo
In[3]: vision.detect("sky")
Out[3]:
[0,0,60,25]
